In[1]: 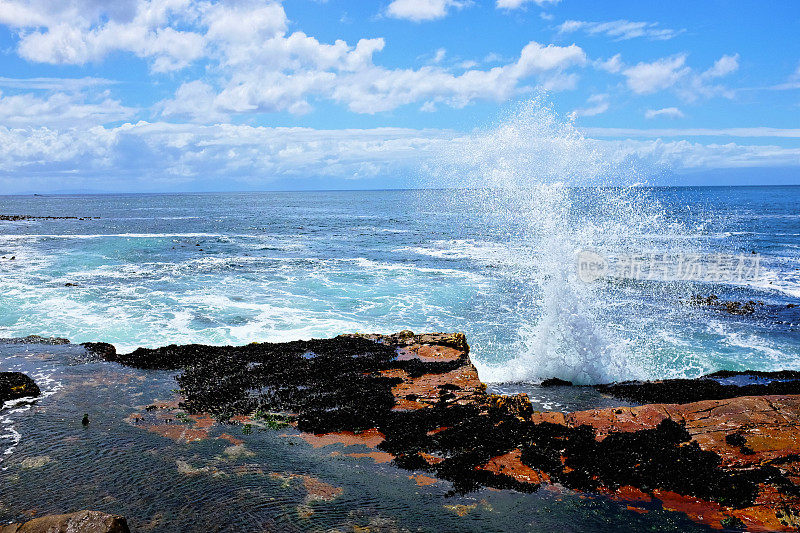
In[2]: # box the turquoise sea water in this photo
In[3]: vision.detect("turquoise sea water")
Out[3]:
[1,187,799,384]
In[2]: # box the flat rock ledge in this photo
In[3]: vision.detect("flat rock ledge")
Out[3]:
[0,510,129,533]
[98,331,800,531]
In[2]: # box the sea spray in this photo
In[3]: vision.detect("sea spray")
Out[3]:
[433,95,692,384]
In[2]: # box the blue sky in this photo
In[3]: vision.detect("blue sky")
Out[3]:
[0,0,798,192]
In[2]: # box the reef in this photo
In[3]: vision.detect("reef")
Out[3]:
[100,332,800,531]
[688,294,765,315]
[0,510,129,533]
[0,215,98,221]
[595,370,800,404]
[0,372,40,404]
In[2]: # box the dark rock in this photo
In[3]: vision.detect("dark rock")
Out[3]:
[688,294,764,316]
[81,342,117,360]
[594,372,800,404]
[0,372,40,404]
[705,369,800,380]
[0,335,70,345]
[0,510,129,532]
[725,433,755,455]
[541,377,573,387]
[112,335,470,432]
[521,418,782,508]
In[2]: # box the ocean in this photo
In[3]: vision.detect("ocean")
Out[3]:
[1,186,799,384]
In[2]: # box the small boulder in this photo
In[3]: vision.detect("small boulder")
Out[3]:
[541,377,573,387]
[81,342,117,361]
[0,510,129,533]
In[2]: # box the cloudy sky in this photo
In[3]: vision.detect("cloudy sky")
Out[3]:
[0,0,798,192]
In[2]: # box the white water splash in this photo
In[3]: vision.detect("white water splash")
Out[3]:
[435,96,689,385]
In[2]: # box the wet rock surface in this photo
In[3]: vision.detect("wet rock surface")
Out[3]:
[0,372,40,404]
[0,510,130,533]
[100,332,800,531]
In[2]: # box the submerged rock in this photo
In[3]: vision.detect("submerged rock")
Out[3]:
[20,456,51,469]
[0,510,129,533]
[0,372,40,404]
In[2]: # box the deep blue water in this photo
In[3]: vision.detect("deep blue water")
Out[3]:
[0,187,798,384]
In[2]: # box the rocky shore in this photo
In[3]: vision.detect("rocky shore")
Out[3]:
[5,332,800,530]
[81,331,800,531]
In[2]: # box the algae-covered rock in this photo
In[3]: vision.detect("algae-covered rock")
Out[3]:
[0,372,40,404]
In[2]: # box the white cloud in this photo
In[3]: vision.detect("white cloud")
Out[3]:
[5,0,206,72]
[385,0,470,22]
[557,19,682,41]
[0,122,458,184]
[595,54,623,74]
[161,38,586,117]
[622,54,690,94]
[497,0,561,10]
[645,107,684,119]
[703,54,739,78]
[0,1,588,117]
[0,77,116,91]
[0,89,135,127]
[583,127,800,138]
[607,139,800,170]
[620,53,739,101]
[572,94,609,117]
[772,63,800,90]
[2,122,798,192]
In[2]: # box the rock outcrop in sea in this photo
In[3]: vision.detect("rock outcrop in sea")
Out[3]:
[96,331,800,531]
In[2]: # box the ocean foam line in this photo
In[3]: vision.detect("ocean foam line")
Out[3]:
[1,399,29,468]
[0,365,62,467]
